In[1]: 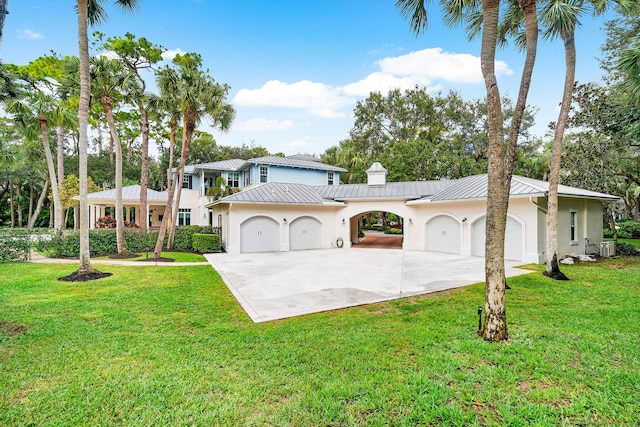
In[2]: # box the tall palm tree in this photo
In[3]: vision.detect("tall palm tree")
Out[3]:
[102,33,163,231]
[619,37,640,101]
[75,0,139,275]
[91,56,131,255]
[395,0,539,341]
[538,0,633,280]
[7,89,63,231]
[153,54,235,259]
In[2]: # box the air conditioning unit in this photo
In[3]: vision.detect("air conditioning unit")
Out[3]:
[600,241,616,257]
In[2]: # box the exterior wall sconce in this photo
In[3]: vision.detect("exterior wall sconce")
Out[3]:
[409,218,412,224]
[342,218,345,224]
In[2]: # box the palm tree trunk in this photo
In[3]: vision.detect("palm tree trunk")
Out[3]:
[139,102,149,230]
[38,116,62,231]
[481,0,509,342]
[102,97,126,254]
[28,179,49,229]
[77,0,92,273]
[544,28,575,281]
[28,184,34,225]
[56,124,65,229]
[9,175,14,228]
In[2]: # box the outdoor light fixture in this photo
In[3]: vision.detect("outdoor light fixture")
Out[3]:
[409,218,412,224]
[342,218,345,224]
[283,218,287,223]
[477,306,483,332]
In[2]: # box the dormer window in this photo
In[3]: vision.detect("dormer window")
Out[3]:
[227,172,239,188]
[260,166,268,183]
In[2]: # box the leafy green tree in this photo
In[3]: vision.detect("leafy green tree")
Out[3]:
[100,32,164,230]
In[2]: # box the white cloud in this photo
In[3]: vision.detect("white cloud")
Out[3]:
[21,29,44,40]
[234,80,353,118]
[233,47,513,119]
[162,48,185,61]
[377,47,512,83]
[236,118,295,132]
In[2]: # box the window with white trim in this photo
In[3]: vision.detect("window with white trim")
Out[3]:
[570,210,577,243]
[227,172,239,188]
[259,166,268,183]
[182,174,193,189]
[178,208,191,226]
[328,171,334,185]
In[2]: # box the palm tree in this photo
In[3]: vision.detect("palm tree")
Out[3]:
[75,0,139,276]
[619,37,640,102]
[101,33,164,231]
[153,54,235,259]
[395,0,539,341]
[538,0,633,280]
[7,89,63,231]
[91,56,132,255]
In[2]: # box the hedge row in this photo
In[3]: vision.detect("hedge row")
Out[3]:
[192,233,222,253]
[37,226,218,258]
[0,229,32,262]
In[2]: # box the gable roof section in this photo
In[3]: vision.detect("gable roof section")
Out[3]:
[184,159,246,174]
[84,185,168,203]
[243,156,348,173]
[419,174,618,203]
[314,180,452,200]
[207,182,343,206]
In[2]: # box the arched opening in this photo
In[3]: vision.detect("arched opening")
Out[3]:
[351,210,404,249]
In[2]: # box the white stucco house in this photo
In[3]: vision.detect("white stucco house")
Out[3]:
[207,162,618,263]
[83,155,616,264]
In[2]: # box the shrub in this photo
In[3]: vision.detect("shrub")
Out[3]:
[192,233,221,253]
[603,228,613,238]
[0,229,31,262]
[384,227,403,235]
[616,242,639,256]
[618,221,640,239]
[124,229,161,253]
[173,226,214,251]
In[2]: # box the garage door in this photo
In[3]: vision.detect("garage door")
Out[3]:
[426,215,460,254]
[472,216,523,261]
[289,216,322,250]
[241,216,279,253]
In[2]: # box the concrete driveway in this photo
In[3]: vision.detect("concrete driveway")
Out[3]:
[205,249,533,323]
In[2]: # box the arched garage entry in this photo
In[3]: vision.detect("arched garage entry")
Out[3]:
[240,216,279,253]
[425,214,461,254]
[350,210,404,249]
[289,216,322,250]
[471,215,523,261]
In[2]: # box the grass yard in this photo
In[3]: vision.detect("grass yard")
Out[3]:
[1,258,639,426]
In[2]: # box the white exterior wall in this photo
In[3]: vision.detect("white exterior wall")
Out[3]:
[214,204,341,254]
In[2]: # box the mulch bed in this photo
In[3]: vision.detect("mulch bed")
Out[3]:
[137,257,175,263]
[58,270,113,282]
[108,251,140,259]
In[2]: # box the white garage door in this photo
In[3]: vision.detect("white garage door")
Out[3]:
[241,216,279,253]
[472,216,523,261]
[426,215,460,254]
[289,217,322,250]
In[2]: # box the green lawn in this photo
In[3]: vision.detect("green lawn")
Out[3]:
[1,258,639,426]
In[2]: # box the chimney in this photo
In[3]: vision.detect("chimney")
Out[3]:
[367,162,387,186]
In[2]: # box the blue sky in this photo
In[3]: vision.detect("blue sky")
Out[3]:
[2,0,618,157]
